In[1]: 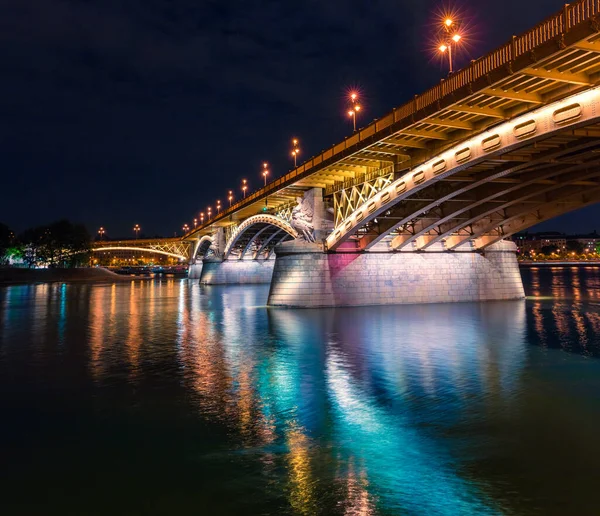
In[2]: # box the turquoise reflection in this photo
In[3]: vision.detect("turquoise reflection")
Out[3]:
[268,303,526,514]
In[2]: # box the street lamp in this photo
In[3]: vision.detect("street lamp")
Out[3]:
[133,224,141,239]
[228,190,233,207]
[242,179,248,198]
[200,212,205,224]
[348,92,361,132]
[291,138,300,167]
[98,227,105,240]
[183,224,189,233]
[207,207,212,219]
[262,162,269,187]
[438,17,463,74]
[217,200,221,214]
[194,218,197,228]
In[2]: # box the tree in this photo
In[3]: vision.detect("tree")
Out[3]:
[541,245,558,256]
[18,220,91,268]
[0,223,14,265]
[566,240,584,255]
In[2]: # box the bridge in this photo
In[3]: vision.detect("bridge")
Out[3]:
[112,1,600,307]
[91,238,192,262]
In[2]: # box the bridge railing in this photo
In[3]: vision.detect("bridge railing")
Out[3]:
[196,0,600,232]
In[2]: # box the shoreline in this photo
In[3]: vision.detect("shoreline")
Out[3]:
[0,267,150,286]
[519,261,600,267]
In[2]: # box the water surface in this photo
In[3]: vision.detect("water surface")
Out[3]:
[2,268,600,515]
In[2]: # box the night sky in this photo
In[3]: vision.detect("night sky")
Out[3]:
[2,0,593,238]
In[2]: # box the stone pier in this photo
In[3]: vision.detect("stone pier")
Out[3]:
[267,240,524,308]
[188,263,203,279]
[200,258,275,285]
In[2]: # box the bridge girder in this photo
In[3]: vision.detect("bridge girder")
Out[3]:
[183,2,600,249]
[326,86,600,251]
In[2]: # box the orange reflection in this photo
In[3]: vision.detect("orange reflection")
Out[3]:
[127,281,141,375]
[287,424,317,515]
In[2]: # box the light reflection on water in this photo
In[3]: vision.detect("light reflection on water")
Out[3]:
[1,270,600,514]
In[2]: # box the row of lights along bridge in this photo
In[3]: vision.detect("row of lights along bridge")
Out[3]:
[96,13,463,240]
[192,90,361,234]
[188,13,463,234]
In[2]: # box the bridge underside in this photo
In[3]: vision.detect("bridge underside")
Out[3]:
[356,127,600,253]
[226,223,295,261]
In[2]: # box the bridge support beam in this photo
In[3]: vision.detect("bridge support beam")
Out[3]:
[267,240,524,308]
[199,258,275,285]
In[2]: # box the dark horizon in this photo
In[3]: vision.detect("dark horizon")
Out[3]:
[2,0,593,237]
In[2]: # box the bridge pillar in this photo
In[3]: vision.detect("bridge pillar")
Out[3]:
[267,240,524,308]
[188,263,203,279]
[199,258,276,285]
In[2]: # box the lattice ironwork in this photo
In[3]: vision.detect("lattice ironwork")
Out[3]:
[274,201,295,223]
[92,239,192,260]
[333,166,394,228]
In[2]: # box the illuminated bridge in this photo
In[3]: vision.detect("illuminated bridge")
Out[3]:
[114,1,600,307]
[92,238,192,262]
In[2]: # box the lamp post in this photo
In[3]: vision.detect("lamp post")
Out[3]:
[98,227,105,240]
[242,179,248,198]
[262,162,269,187]
[217,200,221,214]
[194,218,197,228]
[133,224,141,239]
[200,212,205,224]
[228,190,233,207]
[291,139,300,167]
[182,224,189,234]
[348,92,361,132]
[207,207,212,220]
[438,17,462,74]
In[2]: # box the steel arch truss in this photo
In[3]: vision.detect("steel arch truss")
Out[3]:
[193,235,213,260]
[223,214,298,260]
[326,87,600,252]
[92,245,189,261]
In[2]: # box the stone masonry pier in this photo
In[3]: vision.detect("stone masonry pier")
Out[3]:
[200,259,275,285]
[267,241,524,308]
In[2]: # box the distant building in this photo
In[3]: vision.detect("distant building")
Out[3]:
[512,231,600,254]
[513,232,566,253]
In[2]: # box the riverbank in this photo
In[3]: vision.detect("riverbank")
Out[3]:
[0,267,140,285]
[519,261,600,267]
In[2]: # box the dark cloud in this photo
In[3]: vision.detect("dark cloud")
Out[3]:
[2,0,587,237]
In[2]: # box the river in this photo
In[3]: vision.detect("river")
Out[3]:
[1,266,600,515]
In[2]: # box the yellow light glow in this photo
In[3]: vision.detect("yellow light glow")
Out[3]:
[350,92,357,101]
[445,18,453,26]
[452,33,461,42]
[348,110,354,116]
[355,105,361,112]
[439,44,448,53]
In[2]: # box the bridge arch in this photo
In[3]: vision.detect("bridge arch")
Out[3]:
[223,214,298,260]
[193,235,213,260]
[92,246,187,261]
[326,87,600,252]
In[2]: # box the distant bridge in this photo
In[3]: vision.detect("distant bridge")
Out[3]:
[104,1,600,307]
[92,238,191,261]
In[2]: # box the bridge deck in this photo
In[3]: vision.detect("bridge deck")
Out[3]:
[185,0,600,242]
